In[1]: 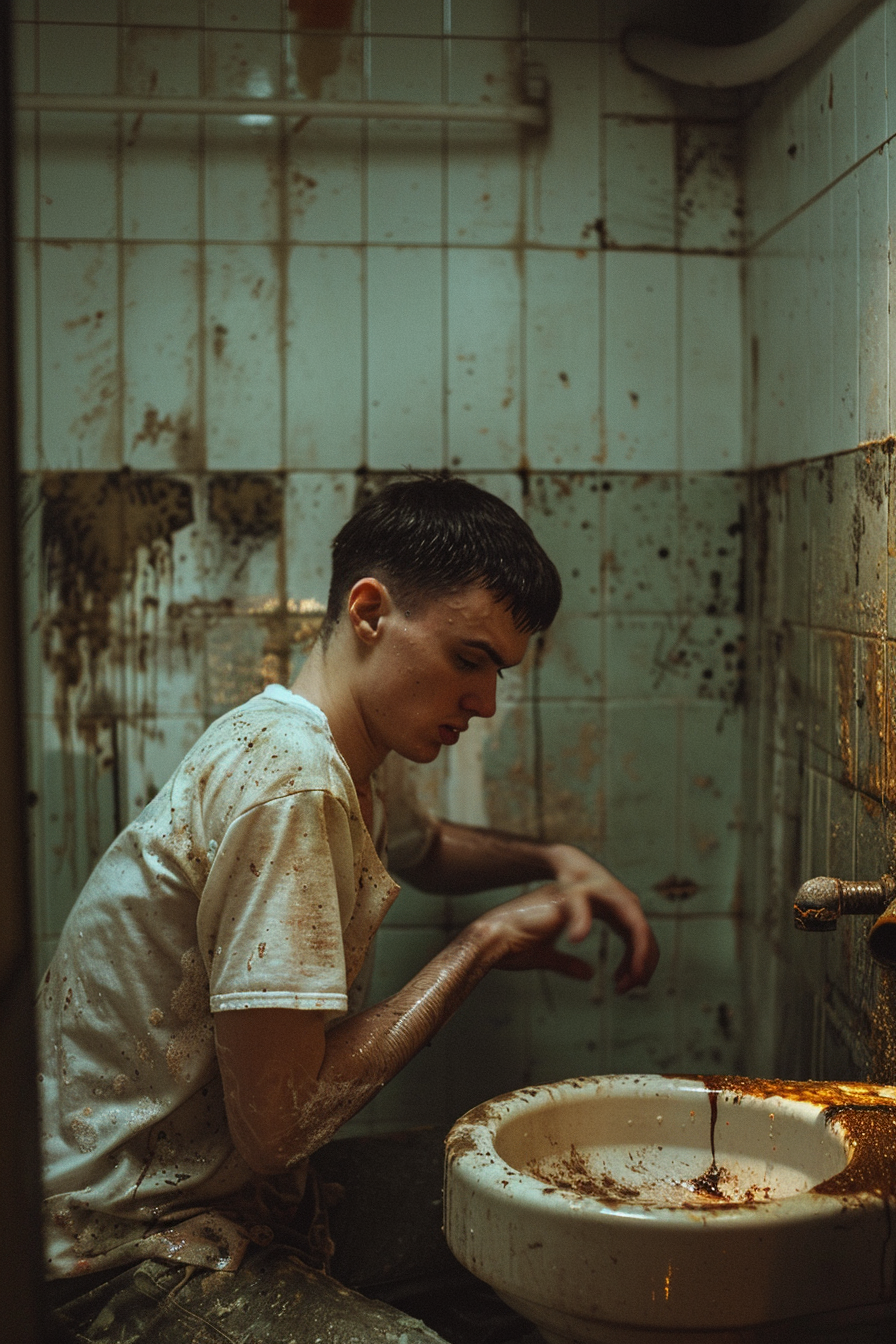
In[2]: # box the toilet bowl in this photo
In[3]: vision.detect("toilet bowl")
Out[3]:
[443,1074,896,1343]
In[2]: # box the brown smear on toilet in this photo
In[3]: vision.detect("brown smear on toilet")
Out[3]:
[289,0,355,101]
[696,1076,896,1200]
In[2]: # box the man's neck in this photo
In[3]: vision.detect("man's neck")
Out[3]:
[291,641,383,788]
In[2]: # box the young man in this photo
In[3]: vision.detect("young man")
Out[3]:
[40,476,659,1342]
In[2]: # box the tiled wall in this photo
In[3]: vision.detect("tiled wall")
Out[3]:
[742,2,896,1082]
[15,0,747,1131]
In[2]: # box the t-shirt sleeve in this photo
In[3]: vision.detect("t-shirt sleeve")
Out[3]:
[197,789,358,1013]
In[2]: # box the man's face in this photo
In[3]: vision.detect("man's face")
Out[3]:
[360,583,531,764]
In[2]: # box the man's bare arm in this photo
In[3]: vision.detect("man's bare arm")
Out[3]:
[215,880,645,1176]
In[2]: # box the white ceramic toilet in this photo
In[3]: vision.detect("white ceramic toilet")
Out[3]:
[443,1074,896,1343]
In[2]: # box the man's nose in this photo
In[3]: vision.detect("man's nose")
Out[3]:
[461,677,497,719]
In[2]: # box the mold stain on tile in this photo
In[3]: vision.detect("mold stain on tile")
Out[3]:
[132,406,204,472]
[289,0,355,102]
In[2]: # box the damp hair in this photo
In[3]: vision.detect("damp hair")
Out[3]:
[322,475,562,640]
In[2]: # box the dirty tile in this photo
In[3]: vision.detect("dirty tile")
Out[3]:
[446,248,521,470]
[284,469,353,607]
[13,18,36,95]
[205,118,280,242]
[884,640,896,805]
[536,613,602,700]
[121,24,201,97]
[743,82,787,248]
[810,448,887,636]
[525,473,602,615]
[38,23,117,94]
[677,121,743,253]
[523,41,601,250]
[525,250,601,470]
[15,241,38,469]
[779,462,811,627]
[679,704,743,915]
[204,611,279,715]
[854,636,887,803]
[601,699,678,914]
[205,245,282,469]
[808,627,854,783]
[804,50,833,203]
[777,69,808,222]
[856,152,888,445]
[367,246,443,470]
[367,121,443,244]
[482,699,538,838]
[446,39,521,246]
[19,476,44,720]
[40,242,121,470]
[607,914,678,1073]
[286,246,363,469]
[829,774,858,879]
[528,931,614,1082]
[602,473,678,616]
[674,916,743,1072]
[442,964,532,1118]
[603,118,675,249]
[201,472,283,610]
[368,0,443,36]
[605,613,744,705]
[680,256,742,471]
[123,243,202,471]
[599,39,677,118]
[679,472,745,617]
[604,250,677,472]
[118,716,205,823]
[286,122,364,243]
[39,113,117,240]
[123,115,200,241]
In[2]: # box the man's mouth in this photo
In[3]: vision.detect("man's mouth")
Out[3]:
[438,724,464,745]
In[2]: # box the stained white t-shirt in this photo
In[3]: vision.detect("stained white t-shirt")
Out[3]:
[37,686,435,1279]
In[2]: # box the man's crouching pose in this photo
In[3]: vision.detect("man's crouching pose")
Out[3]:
[39,476,659,1343]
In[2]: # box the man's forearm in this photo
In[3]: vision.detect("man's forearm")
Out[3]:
[401,819,564,894]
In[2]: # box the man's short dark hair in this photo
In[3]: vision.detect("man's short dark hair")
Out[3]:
[323,475,562,638]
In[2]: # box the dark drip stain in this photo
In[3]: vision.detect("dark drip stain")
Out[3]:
[289,0,356,102]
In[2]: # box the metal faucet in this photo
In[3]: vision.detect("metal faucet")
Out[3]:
[793,875,896,967]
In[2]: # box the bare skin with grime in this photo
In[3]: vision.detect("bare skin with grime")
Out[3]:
[215,578,659,1174]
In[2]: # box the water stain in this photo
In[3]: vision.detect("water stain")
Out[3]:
[289,0,356,101]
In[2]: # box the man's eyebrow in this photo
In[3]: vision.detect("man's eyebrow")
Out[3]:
[461,639,512,668]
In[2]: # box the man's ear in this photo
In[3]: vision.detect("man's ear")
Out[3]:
[347,577,391,646]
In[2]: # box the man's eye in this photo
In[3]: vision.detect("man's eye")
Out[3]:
[457,655,477,670]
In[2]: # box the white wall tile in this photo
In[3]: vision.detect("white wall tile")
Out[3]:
[39,113,117,240]
[450,0,520,38]
[123,115,200,241]
[680,255,742,471]
[205,119,280,242]
[121,24,201,96]
[123,243,202,470]
[804,49,833,203]
[829,27,856,177]
[854,3,887,157]
[446,247,521,470]
[447,39,520,245]
[599,40,676,117]
[205,245,282,469]
[806,192,834,461]
[15,241,38,470]
[205,0,283,29]
[603,118,675,248]
[856,152,888,443]
[369,0,443,37]
[15,111,36,239]
[524,41,600,250]
[119,718,205,825]
[205,27,282,97]
[888,0,896,139]
[367,246,443,469]
[40,242,120,470]
[525,249,600,469]
[286,245,364,469]
[284,471,355,605]
[367,121,443,244]
[604,250,677,471]
[830,172,858,451]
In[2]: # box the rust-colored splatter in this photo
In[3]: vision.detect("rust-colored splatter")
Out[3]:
[654,875,699,902]
[834,631,855,786]
[207,474,283,544]
[289,0,355,101]
[132,407,203,471]
[41,470,194,742]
